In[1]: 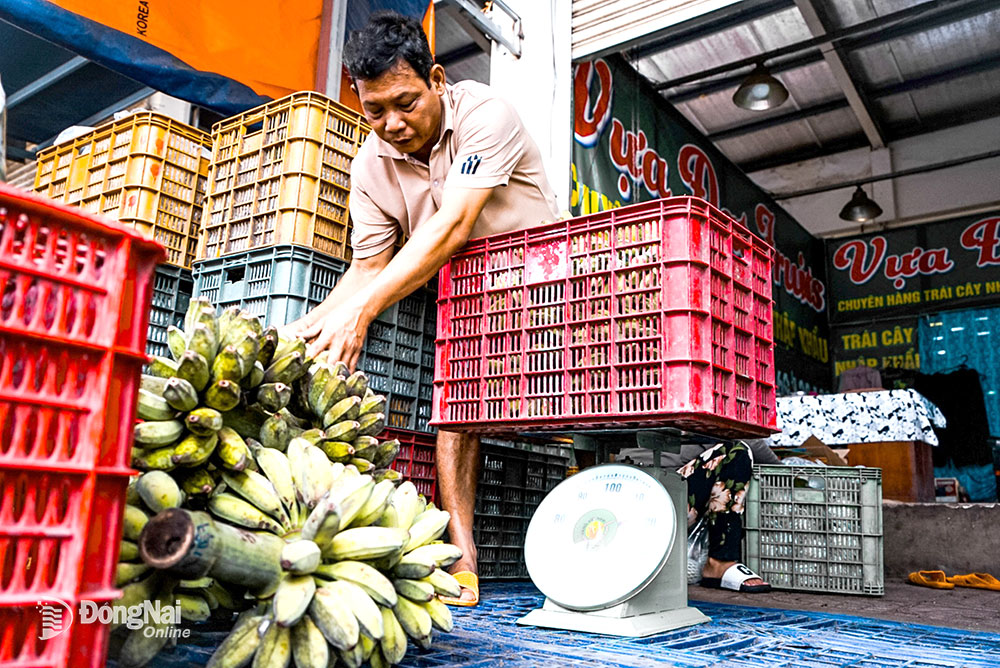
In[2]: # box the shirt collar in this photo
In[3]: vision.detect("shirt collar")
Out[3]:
[373,84,455,160]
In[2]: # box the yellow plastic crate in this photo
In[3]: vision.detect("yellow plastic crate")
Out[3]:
[198,91,371,262]
[34,112,211,268]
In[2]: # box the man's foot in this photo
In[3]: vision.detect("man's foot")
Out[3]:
[442,561,479,607]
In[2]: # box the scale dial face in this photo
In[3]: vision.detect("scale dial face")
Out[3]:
[523,464,677,611]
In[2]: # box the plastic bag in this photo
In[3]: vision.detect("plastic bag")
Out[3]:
[687,517,709,584]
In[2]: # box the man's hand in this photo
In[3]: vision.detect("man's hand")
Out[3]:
[306,297,372,370]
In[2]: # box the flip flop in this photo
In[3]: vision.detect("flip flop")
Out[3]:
[907,570,954,589]
[700,563,771,593]
[439,571,479,607]
[946,573,1000,591]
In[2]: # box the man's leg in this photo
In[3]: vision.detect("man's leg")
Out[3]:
[436,429,480,603]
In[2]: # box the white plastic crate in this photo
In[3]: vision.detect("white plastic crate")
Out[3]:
[744,465,884,596]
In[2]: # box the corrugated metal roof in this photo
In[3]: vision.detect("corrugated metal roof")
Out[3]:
[630,0,1000,173]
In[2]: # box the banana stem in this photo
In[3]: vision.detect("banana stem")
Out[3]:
[138,508,284,592]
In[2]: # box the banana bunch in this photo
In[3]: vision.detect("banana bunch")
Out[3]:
[113,473,245,668]
[202,440,461,668]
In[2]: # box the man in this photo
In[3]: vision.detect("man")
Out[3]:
[285,11,559,606]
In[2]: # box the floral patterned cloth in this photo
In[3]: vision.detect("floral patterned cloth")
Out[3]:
[678,441,752,563]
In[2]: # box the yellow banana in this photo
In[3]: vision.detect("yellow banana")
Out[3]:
[379,606,407,665]
[327,527,407,561]
[176,349,211,392]
[421,569,462,598]
[137,388,176,421]
[405,509,451,552]
[422,596,454,632]
[177,593,212,623]
[122,504,149,541]
[186,407,224,436]
[324,579,383,640]
[171,432,220,467]
[133,419,184,447]
[252,619,291,668]
[208,493,285,534]
[163,376,199,412]
[147,356,179,378]
[216,426,252,471]
[135,470,184,512]
[317,560,397,608]
[351,479,394,528]
[221,469,288,526]
[290,614,329,668]
[309,585,360,651]
[393,595,432,643]
[405,543,463,570]
[255,447,299,525]
[272,574,315,628]
[280,539,321,575]
[205,379,241,412]
[206,613,265,668]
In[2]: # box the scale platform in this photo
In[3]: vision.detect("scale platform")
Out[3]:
[517,429,719,637]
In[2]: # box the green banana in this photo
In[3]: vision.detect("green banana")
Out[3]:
[290,614,329,668]
[176,349,211,392]
[309,585,360,651]
[422,568,462,598]
[300,493,342,547]
[264,351,307,385]
[221,468,287,525]
[327,527,407,561]
[344,371,369,398]
[140,374,169,395]
[205,379,241,412]
[405,543,463,570]
[255,447,298,524]
[393,578,435,603]
[358,394,387,417]
[318,440,354,462]
[147,356,179,378]
[280,539,321,575]
[320,561,397,608]
[208,493,284,534]
[356,412,385,437]
[186,407,224,436]
[324,420,360,443]
[393,595,432,643]
[350,458,373,473]
[233,331,261,376]
[259,412,293,451]
[272,337,306,365]
[177,593,212,622]
[132,444,178,471]
[351,479,394,528]
[373,439,401,469]
[242,360,266,390]
[116,596,174,667]
[135,470,184,512]
[167,325,187,361]
[216,426,252,471]
[183,296,211,332]
[331,361,350,379]
[217,306,241,340]
[137,388,176,421]
[373,468,402,484]
[171,432,219,467]
[163,376,199,412]
[422,596,454,632]
[322,396,361,428]
[177,467,217,496]
[306,364,333,417]
[115,562,151,586]
[272,574,315,627]
[252,619,291,668]
[133,419,184,447]
[257,382,292,413]
[257,329,279,368]
[119,539,139,562]
[379,606,407,664]
[206,613,264,668]
[188,323,219,363]
[112,573,162,630]
[212,345,245,383]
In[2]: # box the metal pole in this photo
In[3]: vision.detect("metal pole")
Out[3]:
[316,0,349,99]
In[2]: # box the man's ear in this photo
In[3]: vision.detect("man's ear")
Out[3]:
[350,82,359,95]
[429,64,446,94]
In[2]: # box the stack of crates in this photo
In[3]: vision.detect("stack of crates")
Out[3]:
[384,427,438,503]
[33,112,211,357]
[744,465,884,595]
[474,441,569,579]
[192,91,436,432]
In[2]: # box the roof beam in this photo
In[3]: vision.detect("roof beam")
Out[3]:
[794,0,885,148]
[437,42,484,67]
[666,51,824,103]
[872,56,1000,97]
[7,56,88,108]
[706,98,850,141]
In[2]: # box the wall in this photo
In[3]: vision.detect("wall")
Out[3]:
[488,0,573,212]
[749,117,1000,239]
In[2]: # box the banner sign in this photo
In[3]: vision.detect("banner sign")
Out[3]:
[830,317,921,381]
[571,55,831,391]
[827,210,1000,324]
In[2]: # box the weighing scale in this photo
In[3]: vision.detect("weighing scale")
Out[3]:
[517,429,713,636]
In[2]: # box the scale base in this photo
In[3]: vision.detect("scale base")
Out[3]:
[518,600,709,637]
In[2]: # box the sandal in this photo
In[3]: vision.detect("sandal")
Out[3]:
[945,573,1000,591]
[439,571,479,607]
[700,563,771,593]
[907,570,954,589]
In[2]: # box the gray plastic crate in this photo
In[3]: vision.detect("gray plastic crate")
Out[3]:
[744,464,884,596]
[192,244,347,326]
[193,244,438,432]
[146,264,193,358]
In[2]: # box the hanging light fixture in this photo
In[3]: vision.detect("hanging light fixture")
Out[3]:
[839,185,883,222]
[732,63,788,111]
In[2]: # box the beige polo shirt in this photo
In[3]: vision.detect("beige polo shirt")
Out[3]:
[348,81,559,258]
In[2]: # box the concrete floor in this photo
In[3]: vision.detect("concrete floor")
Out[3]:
[689,578,1000,633]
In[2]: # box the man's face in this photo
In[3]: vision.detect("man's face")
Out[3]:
[355,59,446,157]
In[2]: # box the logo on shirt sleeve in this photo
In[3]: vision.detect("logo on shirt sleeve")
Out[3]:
[460,154,482,175]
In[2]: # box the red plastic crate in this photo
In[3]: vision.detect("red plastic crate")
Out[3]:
[385,427,437,504]
[432,197,777,438]
[0,183,162,668]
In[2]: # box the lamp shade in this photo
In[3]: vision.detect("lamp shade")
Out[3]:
[839,186,883,222]
[732,63,789,111]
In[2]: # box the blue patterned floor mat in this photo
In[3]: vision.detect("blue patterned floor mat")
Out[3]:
[127,582,1000,667]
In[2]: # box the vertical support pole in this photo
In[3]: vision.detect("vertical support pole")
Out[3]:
[316,0,349,100]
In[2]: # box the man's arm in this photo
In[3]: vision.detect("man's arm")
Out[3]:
[307,186,493,366]
[283,245,394,339]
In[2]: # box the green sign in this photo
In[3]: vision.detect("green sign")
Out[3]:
[830,317,921,380]
[571,55,830,391]
[827,209,1000,324]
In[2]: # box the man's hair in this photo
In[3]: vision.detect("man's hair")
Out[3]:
[343,11,434,84]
